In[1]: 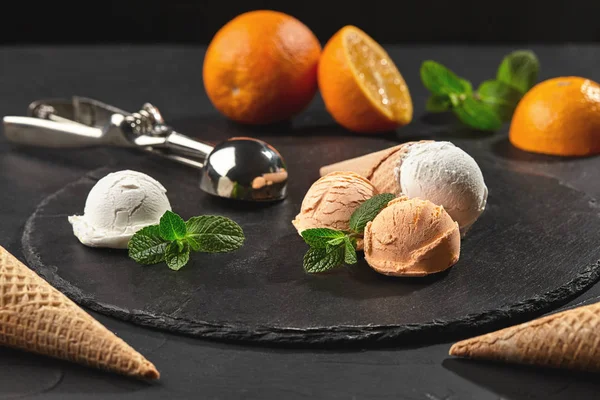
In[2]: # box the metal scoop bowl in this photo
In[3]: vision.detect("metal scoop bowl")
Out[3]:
[2,97,288,202]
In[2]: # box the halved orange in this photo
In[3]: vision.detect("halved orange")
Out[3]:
[509,76,600,156]
[318,25,413,133]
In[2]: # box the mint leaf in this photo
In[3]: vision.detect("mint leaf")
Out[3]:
[303,244,345,273]
[349,236,357,249]
[301,228,345,248]
[327,237,345,248]
[159,210,186,241]
[497,50,539,94]
[343,237,357,265]
[426,95,451,112]
[448,93,463,107]
[452,96,503,131]
[185,236,201,252]
[477,79,523,122]
[185,215,244,253]
[460,78,473,94]
[165,241,190,271]
[349,193,395,233]
[420,61,469,96]
[128,225,169,265]
[129,211,246,271]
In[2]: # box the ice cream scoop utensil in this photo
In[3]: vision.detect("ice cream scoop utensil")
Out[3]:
[2,97,288,202]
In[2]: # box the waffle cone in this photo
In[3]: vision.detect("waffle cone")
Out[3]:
[319,141,433,195]
[0,245,159,380]
[449,302,600,372]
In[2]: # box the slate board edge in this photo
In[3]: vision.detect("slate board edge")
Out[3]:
[20,170,600,347]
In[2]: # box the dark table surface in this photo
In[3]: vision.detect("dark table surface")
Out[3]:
[2,45,600,399]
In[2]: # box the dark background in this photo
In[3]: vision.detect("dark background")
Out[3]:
[3,0,600,44]
[3,2,600,399]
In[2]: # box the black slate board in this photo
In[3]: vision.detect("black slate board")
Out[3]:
[19,117,600,346]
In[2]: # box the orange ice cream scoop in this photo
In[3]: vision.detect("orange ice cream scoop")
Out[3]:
[364,197,460,277]
[292,171,378,249]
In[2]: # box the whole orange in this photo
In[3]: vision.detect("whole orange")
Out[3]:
[203,10,321,125]
[318,25,413,133]
[509,76,600,156]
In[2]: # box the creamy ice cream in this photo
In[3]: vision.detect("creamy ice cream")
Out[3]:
[319,143,411,194]
[364,196,460,276]
[395,141,487,235]
[68,170,172,249]
[292,171,378,249]
[320,140,487,235]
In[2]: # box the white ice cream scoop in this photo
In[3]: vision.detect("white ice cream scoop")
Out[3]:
[68,170,172,249]
[394,141,488,235]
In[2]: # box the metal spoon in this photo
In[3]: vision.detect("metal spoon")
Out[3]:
[2,97,288,202]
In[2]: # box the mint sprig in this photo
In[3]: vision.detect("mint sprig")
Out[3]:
[165,241,190,271]
[420,50,540,130]
[343,237,357,265]
[128,210,245,271]
[301,228,345,248]
[128,226,169,265]
[349,193,395,233]
[426,94,452,113]
[159,210,187,241]
[304,246,345,273]
[453,96,503,131]
[301,193,394,273]
[477,79,523,122]
[496,50,539,94]
[185,215,245,253]
[421,61,468,96]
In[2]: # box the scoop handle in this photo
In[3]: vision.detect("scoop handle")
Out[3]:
[3,116,104,148]
[163,131,214,164]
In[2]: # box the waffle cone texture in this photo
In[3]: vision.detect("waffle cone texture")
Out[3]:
[449,302,600,372]
[319,140,434,195]
[0,245,159,379]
